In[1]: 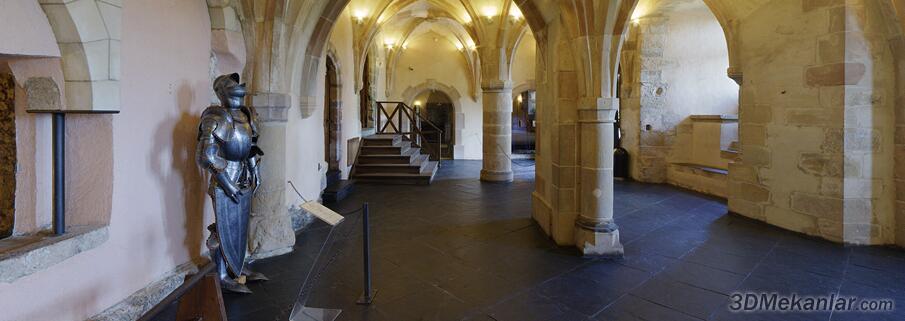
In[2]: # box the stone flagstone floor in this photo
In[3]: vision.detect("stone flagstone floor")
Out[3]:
[222,160,905,321]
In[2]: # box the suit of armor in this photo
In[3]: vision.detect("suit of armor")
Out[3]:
[197,73,267,293]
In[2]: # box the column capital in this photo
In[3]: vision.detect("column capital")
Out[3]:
[481,79,512,92]
[251,92,291,123]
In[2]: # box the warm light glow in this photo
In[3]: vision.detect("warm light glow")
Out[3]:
[630,4,647,21]
[384,38,396,49]
[509,6,523,20]
[414,100,422,107]
[481,6,498,19]
[462,14,473,24]
[466,39,477,50]
[353,9,368,23]
[455,41,464,51]
[517,94,523,103]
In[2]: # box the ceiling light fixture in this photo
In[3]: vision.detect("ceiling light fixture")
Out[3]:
[353,9,368,24]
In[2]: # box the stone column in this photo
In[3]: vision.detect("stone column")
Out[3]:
[574,97,623,256]
[481,80,514,182]
[247,92,295,259]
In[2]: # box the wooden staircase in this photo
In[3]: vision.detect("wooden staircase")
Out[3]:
[353,134,439,185]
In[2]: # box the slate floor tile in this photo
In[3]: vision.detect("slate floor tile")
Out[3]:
[484,290,591,321]
[595,294,703,321]
[659,261,745,295]
[221,160,905,321]
[631,275,729,320]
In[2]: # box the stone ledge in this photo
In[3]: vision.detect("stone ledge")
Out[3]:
[89,260,203,321]
[689,114,739,122]
[0,226,108,283]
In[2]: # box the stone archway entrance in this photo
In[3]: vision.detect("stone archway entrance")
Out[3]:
[417,91,455,159]
[323,56,342,183]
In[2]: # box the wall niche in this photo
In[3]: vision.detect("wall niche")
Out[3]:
[0,72,16,239]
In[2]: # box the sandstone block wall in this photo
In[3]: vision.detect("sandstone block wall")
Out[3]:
[730,0,898,245]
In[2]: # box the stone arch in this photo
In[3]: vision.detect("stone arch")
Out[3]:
[384,17,481,100]
[511,80,536,101]
[298,0,548,118]
[401,79,465,159]
[350,0,482,84]
[38,0,121,111]
[297,0,351,118]
[208,0,250,103]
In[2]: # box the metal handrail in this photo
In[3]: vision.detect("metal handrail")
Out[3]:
[375,101,443,161]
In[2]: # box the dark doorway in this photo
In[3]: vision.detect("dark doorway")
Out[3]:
[512,90,536,156]
[360,54,373,129]
[417,91,454,159]
[324,57,341,184]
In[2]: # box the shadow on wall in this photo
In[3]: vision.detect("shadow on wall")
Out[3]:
[152,81,209,265]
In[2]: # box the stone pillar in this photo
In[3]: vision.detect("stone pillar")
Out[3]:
[481,80,514,182]
[574,97,623,256]
[247,92,295,259]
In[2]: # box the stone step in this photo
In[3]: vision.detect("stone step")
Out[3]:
[357,148,420,164]
[362,134,402,147]
[355,155,429,174]
[354,161,439,185]
[360,144,411,156]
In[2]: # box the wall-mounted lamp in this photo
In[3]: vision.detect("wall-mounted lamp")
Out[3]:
[509,7,523,21]
[353,9,368,24]
[455,41,465,51]
[631,18,640,26]
[384,38,396,50]
[462,14,473,24]
[414,100,422,108]
[517,94,524,104]
[481,6,497,22]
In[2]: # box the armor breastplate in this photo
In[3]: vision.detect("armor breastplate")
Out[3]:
[214,109,254,162]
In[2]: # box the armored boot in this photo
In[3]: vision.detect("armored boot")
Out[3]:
[242,266,269,282]
[207,226,252,294]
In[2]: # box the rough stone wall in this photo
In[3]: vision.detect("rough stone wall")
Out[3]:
[628,16,674,182]
[620,2,739,183]
[0,73,14,238]
[730,0,898,245]
[885,0,905,248]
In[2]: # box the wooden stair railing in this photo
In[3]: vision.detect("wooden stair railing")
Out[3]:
[375,101,443,161]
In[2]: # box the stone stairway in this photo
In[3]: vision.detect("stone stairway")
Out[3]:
[352,134,439,185]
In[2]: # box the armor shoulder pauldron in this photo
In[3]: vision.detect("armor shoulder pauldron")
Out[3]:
[199,106,232,141]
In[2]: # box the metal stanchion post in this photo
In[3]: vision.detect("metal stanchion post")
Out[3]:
[357,203,377,305]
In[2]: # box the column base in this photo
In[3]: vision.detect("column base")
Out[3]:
[574,221,624,257]
[480,169,514,182]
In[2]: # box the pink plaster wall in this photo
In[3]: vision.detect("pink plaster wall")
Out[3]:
[0,1,215,320]
[0,1,60,57]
